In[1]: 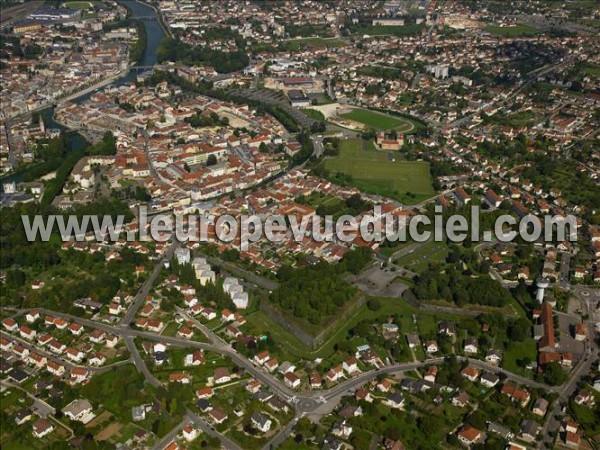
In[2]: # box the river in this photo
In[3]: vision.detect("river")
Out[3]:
[1,1,165,185]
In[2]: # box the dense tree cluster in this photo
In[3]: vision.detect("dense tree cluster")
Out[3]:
[413,246,514,307]
[414,264,512,307]
[269,248,371,324]
[185,111,229,128]
[157,37,249,74]
[1,197,138,312]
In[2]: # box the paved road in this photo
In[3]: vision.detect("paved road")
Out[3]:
[0,1,43,27]
[204,255,278,291]
[20,285,597,450]
[150,418,187,450]
[124,335,162,388]
[263,415,299,450]
[0,379,56,418]
[31,307,559,405]
[538,290,600,449]
[185,410,243,450]
[120,241,180,326]
[311,135,324,159]
[0,330,108,373]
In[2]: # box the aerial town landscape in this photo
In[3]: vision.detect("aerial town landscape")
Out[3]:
[0,0,600,449]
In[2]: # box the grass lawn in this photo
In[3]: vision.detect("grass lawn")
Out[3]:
[301,108,325,121]
[349,401,460,448]
[394,240,449,273]
[161,320,180,337]
[321,138,435,204]
[484,24,541,36]
[503,339,537,377]
[339,108,415,132]
[307,92,333,105]
[245,296,461,361]
[583,65,600,78]
[492,110,541,127]
[569,391,600,439]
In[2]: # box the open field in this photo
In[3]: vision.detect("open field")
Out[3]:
[63,1,93,9]
[583,65,600,78]
[339,108,415,132]
[394,240,449,272]
[301,108,325,121]
[484,24,541,36]
[503,339,537,376]
[320,138,435,203]
[245,296,462,361]
[307,92,333,105]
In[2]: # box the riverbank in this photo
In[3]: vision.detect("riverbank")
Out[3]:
[1,0,164,184]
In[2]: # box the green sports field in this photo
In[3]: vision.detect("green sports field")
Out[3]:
[321,138,435,204]
[63,1,93,9]
[339,108,416,132]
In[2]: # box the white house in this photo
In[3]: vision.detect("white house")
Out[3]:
[63,399,93,422]
[342,358,358,374]
[251,412,272,433]
[182,424,199,442]
[32,419,54,438]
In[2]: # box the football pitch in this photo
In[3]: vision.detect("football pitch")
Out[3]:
[322,138,435,203]
[339,108,416,132]
[63,1,93,9]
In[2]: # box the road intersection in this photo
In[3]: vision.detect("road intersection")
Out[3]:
[5,240,598,449]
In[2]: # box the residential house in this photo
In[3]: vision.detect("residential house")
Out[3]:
[485,350,502,365]
[406,333,420,348]
[254,351,270,365]
[480,372,500,388]
[355,388,373,403]
[284,372,301,389]
[196,386,213,399]
[342,357,358,374]
[182,424,199,442]
[19,325,36,340]
[209,407,228,424]
[461,366,480,382]
[264,358,279,373]
[169,373,191,384]
[463,338,479,354]
[501,384,531,407]
[424,365,437,383]
[532,397,549,417]
[32,418,54,438]
[63,399,93,422]
[457,425,483,446]
[332,420,353,439]
[519,419,540,443]
[250,412,272,433]
[452,391,469,408]
[574,389,595,406]
[377,379,392,393]
[310,373,322,389]
[425,340,438,353]
[214,367,231,384]
[383,393,405,409]
[327,365,344,383]
[2,318,18,332]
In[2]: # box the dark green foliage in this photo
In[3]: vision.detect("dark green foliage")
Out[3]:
[269,248,371,324]
[413,245,514,308]
[157,36,249,73]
